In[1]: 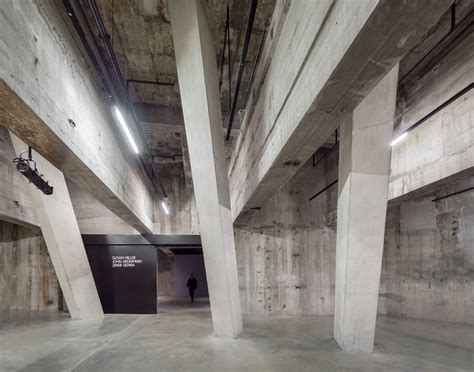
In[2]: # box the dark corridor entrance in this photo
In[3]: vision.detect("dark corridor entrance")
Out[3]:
[173,252,208,299]
[82,234,203,314]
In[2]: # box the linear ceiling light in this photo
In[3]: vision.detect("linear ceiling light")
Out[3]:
[391,83,473,147]
[113,106,139,154]
[390,132,408,147]
[161,200,170,215]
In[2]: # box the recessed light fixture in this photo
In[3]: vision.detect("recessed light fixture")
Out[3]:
[113,106,139,154]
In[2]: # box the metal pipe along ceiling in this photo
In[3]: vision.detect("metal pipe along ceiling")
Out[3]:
[74,0,168,199]
[225,0,258,141]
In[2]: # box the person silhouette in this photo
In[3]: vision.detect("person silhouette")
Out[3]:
[186,274,198,302]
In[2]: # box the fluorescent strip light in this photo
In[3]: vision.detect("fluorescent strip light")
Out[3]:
[161,201,170,215]
[113,106,139,154]
[390,132,408,147]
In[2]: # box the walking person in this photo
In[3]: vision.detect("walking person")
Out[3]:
[186,274,197,302]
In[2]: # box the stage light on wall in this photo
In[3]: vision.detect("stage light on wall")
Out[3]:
[161,200,170,215]
[13,147,53,195]
[390,132,408,147]
[113,106,139,154]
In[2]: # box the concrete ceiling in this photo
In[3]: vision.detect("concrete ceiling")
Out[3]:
[89,0,275,177]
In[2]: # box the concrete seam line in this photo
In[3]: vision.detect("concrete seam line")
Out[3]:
[70,315,148,370]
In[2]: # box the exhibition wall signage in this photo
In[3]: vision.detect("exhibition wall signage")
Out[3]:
[84,243,157,314]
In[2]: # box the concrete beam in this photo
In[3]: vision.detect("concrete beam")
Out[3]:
[334,65,398,353]
[10,133,103,320]
[135,102,241,136]
[390,30,474,200]
[67,179,141,235]
[228,0,452,222]
[390,89,474,201]
[0,1,154,233]
[168,0,243,338]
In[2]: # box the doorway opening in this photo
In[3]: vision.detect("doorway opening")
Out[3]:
[158,246,209,311]
[82,234,210,314]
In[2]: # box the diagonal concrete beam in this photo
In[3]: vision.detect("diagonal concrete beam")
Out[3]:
[180,131,193,188]
[334,64,398,353]
[10,132,103,320]
[0,81,153,234]
[228,0,452,222]
[0,1,154,233]
[168,0,243,338]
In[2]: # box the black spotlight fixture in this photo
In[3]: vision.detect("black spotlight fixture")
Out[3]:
[13,147,53,195]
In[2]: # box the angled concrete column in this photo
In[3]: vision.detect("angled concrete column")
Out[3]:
[334,64,399,353]
[10,133,103,319]
[168,0,242,338]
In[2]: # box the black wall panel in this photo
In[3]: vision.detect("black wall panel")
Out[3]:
[85,244,157,314]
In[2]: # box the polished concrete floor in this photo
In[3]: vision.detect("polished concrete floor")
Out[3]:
[1,299,473,371]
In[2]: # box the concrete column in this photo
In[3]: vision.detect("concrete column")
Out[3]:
[334,64,399,352]
[10,133,103,319]
[168,0,242,338]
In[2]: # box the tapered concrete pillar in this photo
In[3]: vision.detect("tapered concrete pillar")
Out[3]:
[334,64,399,353]
[168,0,242,338]
[10,133,103,319]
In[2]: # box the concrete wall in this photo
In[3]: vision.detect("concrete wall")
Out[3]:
[0,221,59,311]
[376,8,474,325]
[235,154,474,324]
[235,149,338,316]
[379,176,474,324]
[235,5,473,322]
[154,176,199,235]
